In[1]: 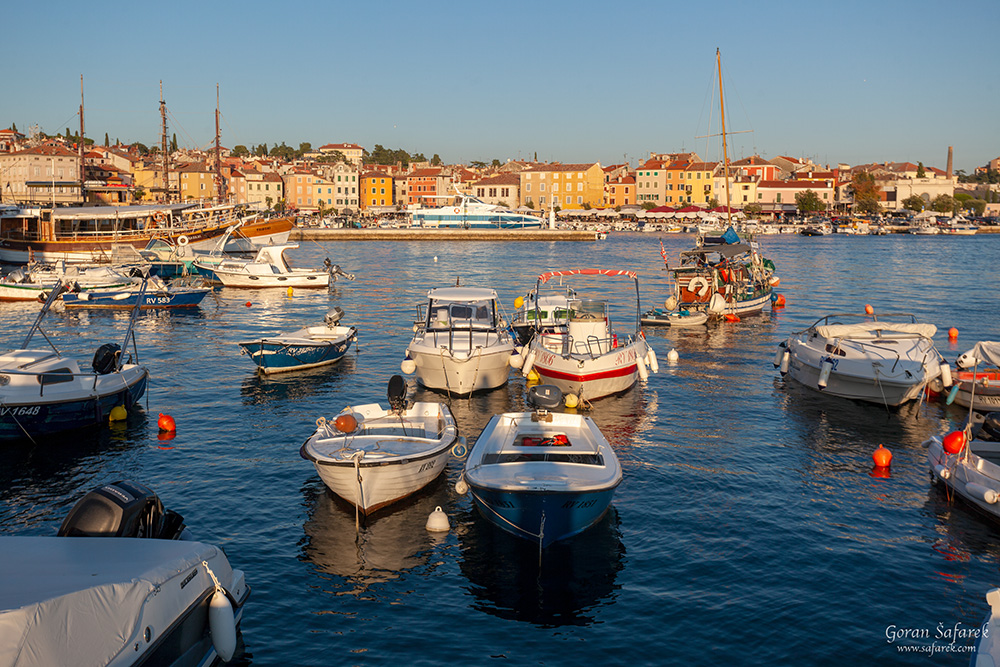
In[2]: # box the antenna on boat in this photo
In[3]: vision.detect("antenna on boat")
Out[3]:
[21,282,69,351]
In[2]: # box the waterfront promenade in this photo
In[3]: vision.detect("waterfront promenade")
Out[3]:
[293,228,600,241]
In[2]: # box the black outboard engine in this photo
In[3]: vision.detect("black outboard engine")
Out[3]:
[528,384,564,410]
[92,343,121,375]
[57,480,185,539]
[980,413,1000,442]
[387,374,407,412]
[324,306,344,327]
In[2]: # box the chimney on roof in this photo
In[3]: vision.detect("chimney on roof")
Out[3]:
[946,146,953,179]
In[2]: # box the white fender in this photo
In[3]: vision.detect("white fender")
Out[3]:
[646,348,659,374]
[773,345,785,368]
[966,482,998,505]
[209,589,237,662]
[637,355,649,380]
[521,348,537,378]
[401,358,416,374]
[707,293,728,315]
[933,464,950,480]
[779,350,790,375]
[688,276,709,297]
[817,360,833,389]
[940,363,952,388]
[508,352,523,369]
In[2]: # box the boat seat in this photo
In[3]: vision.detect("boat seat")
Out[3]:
[972,440,1000,465]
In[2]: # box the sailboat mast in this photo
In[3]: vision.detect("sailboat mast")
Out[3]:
[79,75,86,203]
[717,48,731,228]
[160,81,169,202]
[215,84,223,202]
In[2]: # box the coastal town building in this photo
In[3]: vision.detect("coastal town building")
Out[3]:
[756,178,836,215]
[318,143,364,167]
[324,162,360,212]
[360,171,394,211]
[0,128,26,153]
[635,159,668,205]
[471,173,519,208]
[175,162,216,202]
[519,163,604,210]
[0,145,82,205]
[606,175,635,208]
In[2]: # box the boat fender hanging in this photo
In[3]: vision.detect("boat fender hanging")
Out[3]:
[401,358,416,374]
[646,348,659,374]
[817,358,834,389]
[521,349,537,378]
[966,483,999,505]
[177,235,190,247]
[208,589,237,662]
[779,350,790,375]
[688,277,709,297]
[946,383,961,405]
[773,343,786,368]
[940,364,953,388]
[637,355,649,381]
[455,476,469,495]
[508,352,523,369]
[933,464,950,480]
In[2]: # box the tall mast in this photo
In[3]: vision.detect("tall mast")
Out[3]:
[717,48,731,228]
[214,84,224,202]
[79,75,86,203]
[160,81,169,201]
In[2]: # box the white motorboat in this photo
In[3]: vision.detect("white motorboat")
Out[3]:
[776,312,948,407]
[973,586,1000,662]
[0,480,249,667]
[238,307,358,374]
[458,385,622,548]
[194,243,353,288]
[409,190,544,229]
[0,284,149,442]
[519,269,657,403]
[947,341,1000,413]
[401,286,515,396]
[300,376,460,514]
[0,263,133,302]
[927,412,1000,524]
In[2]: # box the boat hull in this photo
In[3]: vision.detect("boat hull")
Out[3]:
[951,371,1000,412]
[529,338,647,401]
[928,436,1000,522]
[62,287,210,309]
[0,369,148,441]
[407,345,512,395]
[468,485,617,547]
[238,327,357,373]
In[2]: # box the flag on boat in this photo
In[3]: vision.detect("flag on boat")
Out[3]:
[659,239,668,267]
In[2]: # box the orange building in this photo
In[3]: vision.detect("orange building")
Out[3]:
[361,171,394,210]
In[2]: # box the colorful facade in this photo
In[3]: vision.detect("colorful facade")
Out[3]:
[519,163,604,210]
[360,172,394,210]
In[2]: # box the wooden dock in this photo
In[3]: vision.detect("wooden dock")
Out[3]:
[291,227,599,241]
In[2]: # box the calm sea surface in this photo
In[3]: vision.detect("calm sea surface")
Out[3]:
[2,232,999,665]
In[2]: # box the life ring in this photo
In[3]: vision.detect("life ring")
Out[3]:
[453,208,460,214]
[688,276,710,297]
[177,235,189,247]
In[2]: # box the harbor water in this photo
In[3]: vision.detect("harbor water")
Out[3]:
[2,232,999,665]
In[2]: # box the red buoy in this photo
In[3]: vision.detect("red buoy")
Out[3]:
[157,431,176,442]
[948,327,959,339]
[246,301,252,308]
[773,294,786,308]
[870,465,891,479]
[864,304,874,315]
[334,413,358,433]
[872,444,892,467]
[157,413,176,432]
[942,430,966,454]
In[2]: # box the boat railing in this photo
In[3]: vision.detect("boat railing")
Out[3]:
[2,367,103,397]
[805,312,919,330]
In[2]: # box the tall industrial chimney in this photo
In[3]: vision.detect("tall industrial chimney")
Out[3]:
[946,146,953,179]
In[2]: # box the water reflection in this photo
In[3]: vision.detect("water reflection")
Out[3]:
[458,504,625,626]
[299,477,451,598]
[240,357,359,405]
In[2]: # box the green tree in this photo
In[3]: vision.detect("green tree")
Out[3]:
[412,152,427,163]
[524,199,535,209]
[265,196,273,210]
[850,171,881,214]
[133,186,145,201]
[967,199,987,216]
[11,122,16,132]
[743,202,763,218]
[795,189,825,213]
[171,134,178,152]
[931,194,956,214]
[130,141,149,154]
[901,195,925,212]
[431,154,442,166]
[232,145,249,158]
[916,162,926,178]
[470,160,486,169]
[491,159,501,168]
[299,142,312,157]
[104,132,109,146]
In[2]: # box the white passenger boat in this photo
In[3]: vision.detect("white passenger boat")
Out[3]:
[0,480,249,667]
[409,191,544,229]
[927,412,1000,524]
[300,377,460,515]
[195,244,353,288]
[519,269,657,402]
[401,286,514,395]
[776,312,949,407]
[459,385,622,548]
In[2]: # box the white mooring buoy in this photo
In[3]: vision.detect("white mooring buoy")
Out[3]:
[426,506,450,532]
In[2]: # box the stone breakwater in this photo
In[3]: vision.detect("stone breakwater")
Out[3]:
[292,228,600,241]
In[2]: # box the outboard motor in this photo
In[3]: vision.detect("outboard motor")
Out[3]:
[528,384,564,410]
[58,480,185,539]
[387,374,407,412]
[92,343,121,374]
[324,307,344,327]
[981,413,1000,442]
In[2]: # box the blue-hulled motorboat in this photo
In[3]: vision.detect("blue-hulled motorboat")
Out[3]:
[61,274,211,309]
[237,307,358,374]
[458,385,622,548]
[0,283,149,443]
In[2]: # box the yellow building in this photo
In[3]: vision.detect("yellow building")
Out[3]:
[519,163,604,210]
[175,162,216,202]
[685,162,719,206]
[360,172,394,210]
[131,163,179,202]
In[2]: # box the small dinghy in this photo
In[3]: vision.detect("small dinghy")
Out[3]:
[0,480,249,667]
[640,308,709,327]
[948,341,1000,413]
[300,376,460,515]
[458,384,622,548]
[238,307,358,373]
[927,412,1000,524]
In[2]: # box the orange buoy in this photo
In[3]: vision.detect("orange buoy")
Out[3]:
[948,327,959,339]
[157,413,176,432]
[724,313,741,322]
[872,444,892,467]
[864,304,874,315]
[772,294,786,308]
[334,413,358,433]
[942,430,966,454]
[157,431,176,442]
[245,301,252,308]
[870,465,891,479]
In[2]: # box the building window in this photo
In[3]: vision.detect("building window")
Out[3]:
[577,196,582,204]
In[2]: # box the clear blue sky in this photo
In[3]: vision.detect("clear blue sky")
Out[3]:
[4,0,997,173]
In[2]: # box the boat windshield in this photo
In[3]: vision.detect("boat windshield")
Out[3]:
[427,299,495,330]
